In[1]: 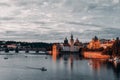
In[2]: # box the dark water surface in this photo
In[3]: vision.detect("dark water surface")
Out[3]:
[0,53,119,80]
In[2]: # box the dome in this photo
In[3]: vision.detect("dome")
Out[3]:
[63,37,70,46]
[64,37,68,44]
[74,38,82,46]
[93,36,98,41]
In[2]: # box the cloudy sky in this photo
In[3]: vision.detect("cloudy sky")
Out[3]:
[0,0,120,42]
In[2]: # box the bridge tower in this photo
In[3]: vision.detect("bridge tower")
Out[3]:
[52,44,59,56]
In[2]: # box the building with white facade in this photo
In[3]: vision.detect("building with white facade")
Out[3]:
[61,34,83,53]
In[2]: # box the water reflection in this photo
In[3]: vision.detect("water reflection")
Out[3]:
[69,55,73,70]
[88,59,106,71]
[52,53,57,62]
[110,62,120,80]
[52,53,120,80]
[1,53,120,80]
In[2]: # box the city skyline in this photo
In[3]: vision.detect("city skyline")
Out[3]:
[0,0,120,80]
[0,0,120,42]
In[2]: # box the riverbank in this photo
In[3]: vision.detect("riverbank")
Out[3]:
[83,51,110,59]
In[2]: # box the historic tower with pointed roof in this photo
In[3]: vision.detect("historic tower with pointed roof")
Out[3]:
[62,34,83,52]
[70,34,74,46]
[64,37,68,44]
[70,34,74,52]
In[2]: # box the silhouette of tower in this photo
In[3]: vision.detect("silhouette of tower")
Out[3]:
[70,34,74,46]
[70,34,74,52]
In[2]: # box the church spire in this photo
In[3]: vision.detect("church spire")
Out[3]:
[70,34,74,46]
[71,34,73,40]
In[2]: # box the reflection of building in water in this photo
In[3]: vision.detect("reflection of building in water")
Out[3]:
[67,55,74,71]
[112,63,120,80]
[52,53,57,62]
[88,59,104,71]
[69,55,73,64]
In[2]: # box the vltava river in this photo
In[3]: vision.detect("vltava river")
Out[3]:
[0,52,119,80]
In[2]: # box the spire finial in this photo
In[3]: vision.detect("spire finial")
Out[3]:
[71,33,73,39]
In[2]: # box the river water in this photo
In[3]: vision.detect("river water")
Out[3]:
[0,52,119,80]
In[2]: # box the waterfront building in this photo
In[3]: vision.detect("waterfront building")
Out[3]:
[7,44,17,49]
[74,38,83,52]
[61,34,83,53]
[87,36,101,49]
[83,36,116,59]
[87,36,115,50]
[101,39,115,49]
[112,37,120,56]
[52,34,83,54]
[52,43,59,55]
[62,37,70,51]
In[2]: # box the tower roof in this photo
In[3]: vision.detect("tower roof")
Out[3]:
[64,37,68,43]
[63,37,70,46]
[74,38,82,46]
[93,36,98,41]
[75,38,79,42]
[71,34,73,39]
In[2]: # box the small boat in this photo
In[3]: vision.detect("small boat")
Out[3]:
[45,56,48,59]
[4,57,8,59]
[41,67,47,71]
[25,56,28,58]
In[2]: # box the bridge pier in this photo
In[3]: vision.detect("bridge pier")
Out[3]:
[36,50,39,53]
[15,48,19,53]
[5,48,9,53]
[25,50,29,53]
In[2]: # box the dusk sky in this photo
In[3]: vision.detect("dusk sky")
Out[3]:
[0,0,120,42]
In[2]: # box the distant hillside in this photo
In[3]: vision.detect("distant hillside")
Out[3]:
[0,41,53,51]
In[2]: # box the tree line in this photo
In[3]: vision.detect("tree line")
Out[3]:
[0,41,53,51]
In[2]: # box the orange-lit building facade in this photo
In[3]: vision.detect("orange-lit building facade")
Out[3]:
[87,36,115,49]
[52,44,59,61]
[101,39,115,49]
[52,43,59,55]
[87,36,101,49]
